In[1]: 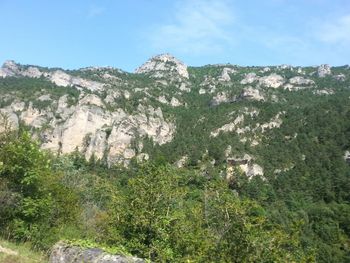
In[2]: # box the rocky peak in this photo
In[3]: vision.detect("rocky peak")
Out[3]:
[0,60,19,77]
[318,64,331,77]
[135,54,189,79]
[3,60,18,71]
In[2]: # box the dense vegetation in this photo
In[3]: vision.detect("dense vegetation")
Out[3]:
[0,129,315,262]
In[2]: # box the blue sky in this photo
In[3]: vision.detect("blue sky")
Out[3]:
[0,0,349,71]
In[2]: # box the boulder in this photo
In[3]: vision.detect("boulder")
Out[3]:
[50,242,145,263]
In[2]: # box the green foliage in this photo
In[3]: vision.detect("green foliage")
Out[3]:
[101,163,310,262]
[0,130,79,250]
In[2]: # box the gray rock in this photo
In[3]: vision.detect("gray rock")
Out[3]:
[210,92,232,106]
[238,87,264,101]
[334,74,346,81]
[289,76,314,85]
[50,242,145,263]
[135,54,189,79]
[218,67,236,82]
[344,151,350,164]
[259,73,285,88]
[240,73,259,84]
[317,64,331,77]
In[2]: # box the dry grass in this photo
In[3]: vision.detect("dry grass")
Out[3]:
[0,239,47,263]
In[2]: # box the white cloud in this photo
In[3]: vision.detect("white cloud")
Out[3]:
[317,14,350,44]
[149,0,235,54]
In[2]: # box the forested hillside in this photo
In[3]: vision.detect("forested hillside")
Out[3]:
[0,55,349,262]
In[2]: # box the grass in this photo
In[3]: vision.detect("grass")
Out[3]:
[0,239,47,263]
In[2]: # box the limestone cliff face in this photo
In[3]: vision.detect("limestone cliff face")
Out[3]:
[1,93,175,166]
[0,57,181,166]
[40,97,175,166]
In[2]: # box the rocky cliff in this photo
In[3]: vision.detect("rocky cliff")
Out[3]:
[0,54,349,176]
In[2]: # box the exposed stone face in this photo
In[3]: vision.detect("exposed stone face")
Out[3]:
[30,96,176,166]
[313,89,334,95]
[226,154,264,179]
[135,54,189,79]
[211,115,244,137]
[170,97,182,107]
[259,112,284,132]
[334,74,346,81]
[344,151,350,164]
[211,92,232,106]
[0,60,18,77]
[0,60,105,91]
[179,82,190,92]
[21,66,43,78]
[259,73,285,88]
[175,155,189,168]
[318,64,331,77]
[218,67,236,82]
[240,73,259,84]
[238,87,264,101]
[289,76,314,85]
[50,70,105,91]
[85,130,108,160]
[50,242,145,263]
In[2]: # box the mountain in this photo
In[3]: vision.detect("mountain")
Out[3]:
[0,54,349,173]
[1,54,350,262]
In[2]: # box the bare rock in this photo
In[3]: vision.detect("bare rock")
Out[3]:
[334,74,346,81]
[50,242,145,263]
[226,154,264,179]
[344,151,350,164]
[49,70,105,91]
[210,115,244,137]
[218,67,236,82]
[313,89,334,95]
[135,54,189,79]
[289,76,314,85]
[259,73,285,88]
[170,97,182,107]
[175,155,189,168]
[211,92,231,106]
[240,73,259,84]
[238,87,264,101]
[318,64,331,77]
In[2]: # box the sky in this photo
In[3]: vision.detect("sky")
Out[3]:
[0,0,349,71]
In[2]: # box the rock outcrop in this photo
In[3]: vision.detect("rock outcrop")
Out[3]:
[135,54,189,79]
[288,76,314,86]
[1,94,175,166]
[226,154,264,180]
[259,73,285,88]
[317,64,331,77]
[0,60,105,91]
[50,242,145,263]
[218,67,236,82]
[238,87,264,101]
[210,92,232,106]
[240,73,259,84]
